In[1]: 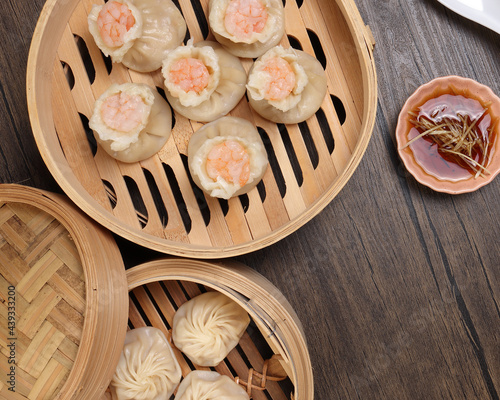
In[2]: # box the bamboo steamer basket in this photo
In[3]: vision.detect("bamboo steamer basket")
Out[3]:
[0,184,129,399]
[27,0,377,258]
[110,258,313,400]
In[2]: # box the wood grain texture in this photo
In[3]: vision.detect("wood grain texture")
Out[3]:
[0,0,499,399]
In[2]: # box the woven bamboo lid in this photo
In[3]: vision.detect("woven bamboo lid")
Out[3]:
[27,0,377,258]
[117,258,313,400]
[0,184,129,399]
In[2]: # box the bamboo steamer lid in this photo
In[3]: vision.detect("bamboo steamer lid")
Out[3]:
[0,184,129,399]
[118,258,313,400]
[27,0,377,258]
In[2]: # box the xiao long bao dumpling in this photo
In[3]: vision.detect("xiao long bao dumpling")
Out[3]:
[187,117,268,200]
[162,40,247,122]
[174,370,250,400]
[172,291,251,366]
[208,0,285,58]
[247,45,328,124]
[89,83,172,163]
[88,0,186,72]
[110,327,182,400]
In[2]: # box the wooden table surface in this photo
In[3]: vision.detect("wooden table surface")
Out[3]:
[1,0,499,399]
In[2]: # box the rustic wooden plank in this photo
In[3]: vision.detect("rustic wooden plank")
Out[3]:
[1,0,499,399]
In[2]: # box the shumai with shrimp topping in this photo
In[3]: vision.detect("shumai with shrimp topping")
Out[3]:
[88,0,143,63]
[89,83,172,163]
[208,0,285,58]
[188,116,269,199]
[88,0,186,72]
[247,45,328,124]
[162,40,247,123]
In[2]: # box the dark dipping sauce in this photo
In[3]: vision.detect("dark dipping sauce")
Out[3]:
[407,93,496,182]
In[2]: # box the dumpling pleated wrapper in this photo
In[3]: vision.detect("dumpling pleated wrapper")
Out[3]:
[110,327,182,400]
[88,0,186,72]
[89,83,172,163]
[247,46,328,124]
[174,370,250,400]
[162,40,247,122]
[209,0,285,58]
[121,0,187,72]
[187,116,268,199]
[172,291,250,367]
[88,0,143,63]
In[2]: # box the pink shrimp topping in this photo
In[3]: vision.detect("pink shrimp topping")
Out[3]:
[206,140,250,186]
[224,0,268,40]
[100,92,148,132]
[169,58,210,94]
[97,1,136,47]
[261,56,296,101]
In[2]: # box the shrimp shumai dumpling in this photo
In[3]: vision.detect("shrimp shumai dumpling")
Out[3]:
[89,83,172,163]
[209,0,285,58]
[110,327,182,400]
[172,292,251,366]
[162,40,247,122]
[88,0,186,72]
[174,370,250,400]
[247,45,328,124]
[187,117,268,199]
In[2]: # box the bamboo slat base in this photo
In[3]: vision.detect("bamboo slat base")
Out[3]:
[123,259,314,399]
[27,0,377,257]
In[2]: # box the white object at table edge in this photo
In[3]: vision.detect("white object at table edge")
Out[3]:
[436,0,500,35]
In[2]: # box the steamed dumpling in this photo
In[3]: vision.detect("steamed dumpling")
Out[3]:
[172,291,250,366]
[162,40,247,122]
[209,0,285,58]
[88,0,186,72]
[174,371,250,400]
[247,45,328,124]
[187,117,268,199]
[88,0,143,63]
[110,327,182,400]
[89,83,172,163]
[121,0,187,72]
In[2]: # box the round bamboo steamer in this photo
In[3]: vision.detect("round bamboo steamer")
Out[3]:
[0,184,129,400]
[27,0,377,258]
[120,258,313,400]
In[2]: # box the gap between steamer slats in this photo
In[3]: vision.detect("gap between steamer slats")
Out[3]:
[177,280,291,400]
[51,59,112,212]
[311,0,365,113]
[175,0,324,227]
[177,0,208,42]
[174,281,290,400]
[62,0,348,247]
[79,6,299,245]
[282,1,345,178]
[297,0,363,183]
[285,2,356,190]
[140,156,191,242]
[129,280,290,399]
[147,71,234,245]
[127,285,194,377]
[62,16,215,247]
[228,97,292,231]
[117,163,167,235]
[301,0,363,151]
